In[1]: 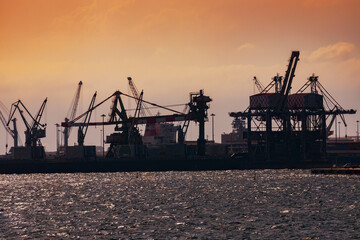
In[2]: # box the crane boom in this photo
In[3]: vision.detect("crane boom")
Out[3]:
[0,110,14,138]
[277,51,300,111]
[127,77,152,116]
[253,76,264,93]
[0,109,18,148]
[68,81,83,121]
[63,81,83,146]
[77,92,97,146]
[32,98,47,130]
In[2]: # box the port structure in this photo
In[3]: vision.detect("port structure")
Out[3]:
[230,51,356,162]
[127,78,179,147]
[6,98,47,159]
[61,88,212,158]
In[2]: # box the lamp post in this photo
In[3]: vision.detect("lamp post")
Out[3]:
[55,123,60,153]
[100,129,102,146]
[101,114,106,158]
[211,113,215,143]
[335,116,337,143]
[357,120,359,142]
[345,125,347,138]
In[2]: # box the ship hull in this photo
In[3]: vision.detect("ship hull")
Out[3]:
[0,157,332,174]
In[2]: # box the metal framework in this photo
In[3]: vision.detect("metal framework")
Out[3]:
[63,81,83,147]
[253,76,264,93]
[127,77,152,117]
[61,89,211,157]
[230,51,356,162]
[296,74,356,136]
[0,101,18,148]
[7,98,47,147]
[77,92,97,146]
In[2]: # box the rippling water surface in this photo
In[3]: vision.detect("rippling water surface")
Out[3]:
[0,170,359,239]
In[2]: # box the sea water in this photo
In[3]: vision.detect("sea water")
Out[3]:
[0,170,359,239]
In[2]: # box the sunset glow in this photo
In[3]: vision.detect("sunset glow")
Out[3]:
[0,0,359,151]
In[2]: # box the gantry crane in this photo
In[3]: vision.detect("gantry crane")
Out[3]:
[62,89,211,157]
[230,51,356,161]
[230,51,303,161]
[63,81,83,148]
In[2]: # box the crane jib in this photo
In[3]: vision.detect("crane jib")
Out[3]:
[61,114,194,127]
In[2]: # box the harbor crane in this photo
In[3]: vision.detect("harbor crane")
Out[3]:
[7,98,47,147]
[230,51,356,161]
[63,81,83,148]
[62,89,211,157]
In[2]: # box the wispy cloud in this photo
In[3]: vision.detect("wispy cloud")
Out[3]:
[302,0,343,7]
[309,42,356,62]
[53,0,134,32]
[237,43,255,52]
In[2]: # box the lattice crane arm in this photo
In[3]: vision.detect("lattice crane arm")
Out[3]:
[253,76,264,93]
[0,110,14,138]
[62,90,196,128]
[7,100,31,130]
[127,77,152,116]
[274,51,300,112]
[31,98,47,130]
[77,92,97,146]
[68,81,83,121]
[281,51,299,96]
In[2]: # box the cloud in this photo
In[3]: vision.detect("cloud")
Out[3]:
[309,42,356,62]
[237,43,255,52]
[53,0,134,33]
[302,0,343,7]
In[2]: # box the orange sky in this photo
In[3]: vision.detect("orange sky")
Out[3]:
[0,0,359,151]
